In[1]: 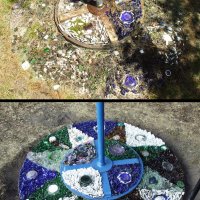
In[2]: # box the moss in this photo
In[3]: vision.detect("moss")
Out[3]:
[69,18,91,37]
[24,22,45,41]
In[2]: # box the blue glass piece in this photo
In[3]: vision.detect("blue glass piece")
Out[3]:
[73,120,117,139]
[120,87,129,95]
[120,11,135,24]
[149,176,158,184]
[124,75,137,88]
[108,164,142,195]
[19,159,57,200]
[117,172,132,184]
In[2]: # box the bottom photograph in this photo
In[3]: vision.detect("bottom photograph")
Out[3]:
[0,102,199,200]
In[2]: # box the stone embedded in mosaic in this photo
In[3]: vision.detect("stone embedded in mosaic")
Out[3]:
[120,11,135,24]
[28,175,76,200]
[106,0,142,40]
[26,170,38,180]
[62,167,104,198]
[117,172,132,184]
[105,140,138,161]
[124,75,137,88]
[19,159,57,200]
[108,164,141,195]
[47,184,59,194]
[162,161,174,172]
[109,143,125,156]
[64,143,96,165]
[138,167,183,192]
[32,127,72,153]
[144,149,184,185]
[79,175,93,187]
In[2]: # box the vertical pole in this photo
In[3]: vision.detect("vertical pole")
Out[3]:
[96,102,106,167]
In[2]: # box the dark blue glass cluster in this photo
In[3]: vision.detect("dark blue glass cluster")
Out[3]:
[106,0,142,40]
[19,159,57,200]
[73,120,117,139]
[107,164,141,195]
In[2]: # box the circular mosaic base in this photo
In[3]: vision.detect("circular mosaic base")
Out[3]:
[55,0,144,49]
[18,121,185,200]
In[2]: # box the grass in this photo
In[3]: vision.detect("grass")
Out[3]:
[0,0,82,99]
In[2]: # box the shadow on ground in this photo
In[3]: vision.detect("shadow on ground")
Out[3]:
[119,0,200,99]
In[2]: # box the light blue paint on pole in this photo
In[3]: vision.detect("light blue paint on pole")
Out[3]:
[96,102,106,167]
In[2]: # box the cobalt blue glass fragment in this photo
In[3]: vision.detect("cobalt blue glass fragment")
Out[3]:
[19,159,57,200]
[73,120,117,139]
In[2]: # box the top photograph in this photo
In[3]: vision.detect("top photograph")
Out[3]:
[0,0,199,99]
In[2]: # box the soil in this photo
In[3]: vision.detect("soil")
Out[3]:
[8,0,200,99]
[0,102,199,199]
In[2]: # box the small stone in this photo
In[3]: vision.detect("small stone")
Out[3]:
[41,3,46,7]
[141,150,149,157]
[26,170,38,180]
[47,184,58,194]
[135,134,147,141]
[79,175,93,187]
[162,33,173,45]
[140,49,144,54]
[109,144,125,156]
[113,51,120,56]
[112,135,120,140]
[162,161,174,171]
[49,136,56,143]
[167,27,173,32]
[72,54,77,60]
[86,29,93,34]
[117,172,132,184]
[53,85,60,90]
[44,35,49,40]
[165,69,171,77]
[12,3,20,10]
[21,61,30,70]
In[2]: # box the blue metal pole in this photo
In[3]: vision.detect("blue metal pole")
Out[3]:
[96,102,106,167]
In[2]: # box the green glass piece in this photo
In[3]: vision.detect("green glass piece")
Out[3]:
[30,58,37,64]
[138,167,183,192]
[118,122,124,126]
[79,175,93,187]
[28,149,67,172]
[32,127,72,153]
[44,47,50,53]
[176,181,185,188]
[134,146,166,164]
[105,139,138,161]
[28,175,82,200]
